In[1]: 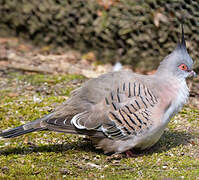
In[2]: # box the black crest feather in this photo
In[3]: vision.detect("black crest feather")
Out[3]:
[181,23,186,48]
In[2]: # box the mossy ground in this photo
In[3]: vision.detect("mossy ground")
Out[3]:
[0,71,198,179]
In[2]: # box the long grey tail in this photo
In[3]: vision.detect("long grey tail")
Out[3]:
[0,113,106,139]
[0,114,51,138]
[0,125,44,138]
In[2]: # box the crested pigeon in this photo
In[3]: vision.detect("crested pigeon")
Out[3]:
[0,25,197,154]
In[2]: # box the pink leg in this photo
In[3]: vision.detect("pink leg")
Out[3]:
[125,150,136,157]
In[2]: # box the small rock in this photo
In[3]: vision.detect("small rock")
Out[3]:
[1,166,9,173]
[112,160,121,164]
[181,152,185,156]
[106,153,124,161]
[86,162,101,169]
[60,168,70,175]
[162,165,168,169]
[33,95,42,103]
[84,156,90,160]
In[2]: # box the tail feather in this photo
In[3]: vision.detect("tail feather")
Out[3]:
[0,125,43,138]
[0,114,53,138]
[0,113,106,139]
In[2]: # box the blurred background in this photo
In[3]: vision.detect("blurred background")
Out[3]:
[0,0,198,74]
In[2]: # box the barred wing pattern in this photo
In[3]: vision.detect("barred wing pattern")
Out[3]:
[102,81,158,139]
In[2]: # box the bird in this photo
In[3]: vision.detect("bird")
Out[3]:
[0,24,197,155]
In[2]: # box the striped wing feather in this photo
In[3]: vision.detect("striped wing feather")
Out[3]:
[102,81,158,139]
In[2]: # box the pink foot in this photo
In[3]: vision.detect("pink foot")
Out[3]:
[125,150,138,158]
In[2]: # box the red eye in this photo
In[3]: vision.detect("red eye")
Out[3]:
[179,64,188,71]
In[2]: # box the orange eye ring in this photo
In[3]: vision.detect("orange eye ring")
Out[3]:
[179,64,188,71]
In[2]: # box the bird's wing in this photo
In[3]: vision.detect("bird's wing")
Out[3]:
[51,81,158,139]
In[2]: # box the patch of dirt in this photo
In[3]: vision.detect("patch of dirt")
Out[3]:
[0,37,114,78]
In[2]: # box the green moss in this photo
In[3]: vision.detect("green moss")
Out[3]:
[0,72,198,179]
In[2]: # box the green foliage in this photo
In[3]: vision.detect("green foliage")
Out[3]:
[0,0,198,70]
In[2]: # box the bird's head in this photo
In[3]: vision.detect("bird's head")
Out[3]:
[157,24,197,79]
